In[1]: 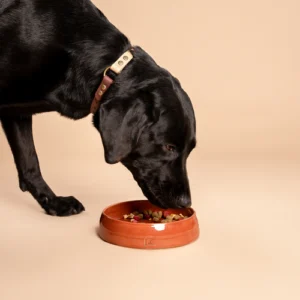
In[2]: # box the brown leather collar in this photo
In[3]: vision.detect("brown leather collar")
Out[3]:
[90,48,134,114]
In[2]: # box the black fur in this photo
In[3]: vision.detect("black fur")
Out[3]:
[0,0,196,216]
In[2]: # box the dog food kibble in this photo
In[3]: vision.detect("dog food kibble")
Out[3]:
[123,209,189,223]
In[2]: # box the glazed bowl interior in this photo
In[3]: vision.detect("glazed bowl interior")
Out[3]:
[102,200,195,224]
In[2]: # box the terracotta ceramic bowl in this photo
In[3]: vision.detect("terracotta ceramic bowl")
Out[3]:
[98,200,200,249]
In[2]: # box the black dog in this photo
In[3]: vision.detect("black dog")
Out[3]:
[0,0,196,216]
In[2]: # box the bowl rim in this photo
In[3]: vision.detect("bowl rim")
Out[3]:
[100,200,196,227]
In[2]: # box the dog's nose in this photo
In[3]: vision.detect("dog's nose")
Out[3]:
[176,195,191,208]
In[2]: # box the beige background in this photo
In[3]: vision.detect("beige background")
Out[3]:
[0,1,299,299]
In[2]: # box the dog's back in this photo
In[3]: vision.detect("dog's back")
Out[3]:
[0,0,106,106]
[1,0,57,104]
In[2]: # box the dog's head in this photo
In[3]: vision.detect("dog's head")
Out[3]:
[93,47,196,208]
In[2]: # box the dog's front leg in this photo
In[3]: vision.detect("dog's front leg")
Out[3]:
[1,115,85,216]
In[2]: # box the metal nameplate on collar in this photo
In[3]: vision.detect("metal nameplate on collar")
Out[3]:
[110,50,133,74]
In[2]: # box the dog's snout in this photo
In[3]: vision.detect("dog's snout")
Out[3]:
[176,195,191,208]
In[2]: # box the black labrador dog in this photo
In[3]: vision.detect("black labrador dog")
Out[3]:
[0,0,196,216]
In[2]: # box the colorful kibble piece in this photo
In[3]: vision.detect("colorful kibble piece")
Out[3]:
[163,211,171,218]
[152,211,158,218]
[131,219,138,223]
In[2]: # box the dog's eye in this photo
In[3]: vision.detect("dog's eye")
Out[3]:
[165,144,176,152]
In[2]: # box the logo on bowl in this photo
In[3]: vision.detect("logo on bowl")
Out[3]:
[144,237,156,246]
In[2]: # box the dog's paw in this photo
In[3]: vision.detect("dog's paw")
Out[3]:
[41,196,85,217]
[19,179,28,192]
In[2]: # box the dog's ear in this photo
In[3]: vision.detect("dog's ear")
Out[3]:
[97,98,157,164]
